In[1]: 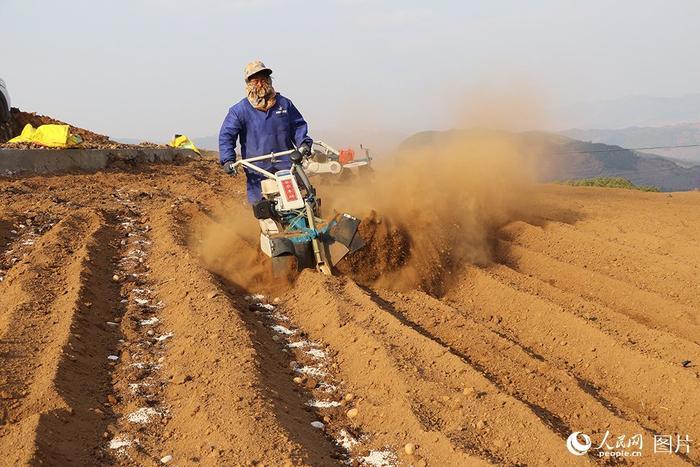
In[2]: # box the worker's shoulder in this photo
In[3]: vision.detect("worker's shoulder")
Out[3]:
[275,93,295,106]
[229,97,250,114]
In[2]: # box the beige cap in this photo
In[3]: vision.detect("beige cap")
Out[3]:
[243,60,272,81]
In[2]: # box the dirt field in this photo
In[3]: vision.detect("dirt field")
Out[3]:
[0,156,698,466]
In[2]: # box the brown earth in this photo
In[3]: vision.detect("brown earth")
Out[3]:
[0,155,698,466]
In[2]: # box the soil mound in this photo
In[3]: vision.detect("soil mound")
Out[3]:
[0,108,165,150]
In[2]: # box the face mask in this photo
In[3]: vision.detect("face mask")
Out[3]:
[246,76,276,111]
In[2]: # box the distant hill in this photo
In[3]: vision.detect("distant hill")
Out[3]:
[561,123,700,166]
[400,129,700,192]
[553,94,700,129]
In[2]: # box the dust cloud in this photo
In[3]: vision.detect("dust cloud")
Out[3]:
[456,81,550,132]
[193,203,294,293]
[324,131,536,295]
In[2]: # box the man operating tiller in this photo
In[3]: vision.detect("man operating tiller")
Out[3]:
[218,60,313,203]
[217,60,363,276]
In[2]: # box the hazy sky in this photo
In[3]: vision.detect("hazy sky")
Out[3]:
[3,0,700,141]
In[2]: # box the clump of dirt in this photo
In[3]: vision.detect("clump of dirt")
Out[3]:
[330,131,535,295]
[335,211,411,283]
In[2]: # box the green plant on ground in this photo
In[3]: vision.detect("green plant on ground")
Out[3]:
[559,177,660,192]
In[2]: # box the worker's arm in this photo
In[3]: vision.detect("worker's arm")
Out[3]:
[288,100,313,149]
[218,108,242,165]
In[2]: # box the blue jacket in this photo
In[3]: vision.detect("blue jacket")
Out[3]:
[219,93,313,203]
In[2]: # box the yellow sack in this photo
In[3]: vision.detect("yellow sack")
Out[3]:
[8,124,82,148]
[168,134,200,155]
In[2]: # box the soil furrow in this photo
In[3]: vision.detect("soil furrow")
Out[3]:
[101,195,174,464]
[540,187,700,267]
[497,240,700,344]
[485,262,700,368]
[369,287,689,465]
[281,272,586,466]
[447,266,700,464]
[501,220,700,307]
[213,273,348,465]
[32,212,125,465]
[0,210,118,465]
[138,204,339,465]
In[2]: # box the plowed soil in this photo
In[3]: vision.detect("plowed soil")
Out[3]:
[0,156,698,466]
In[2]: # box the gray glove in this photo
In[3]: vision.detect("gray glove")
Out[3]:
[223,160,237,176]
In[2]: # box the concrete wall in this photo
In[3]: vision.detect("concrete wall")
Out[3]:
[0,148,197,175]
